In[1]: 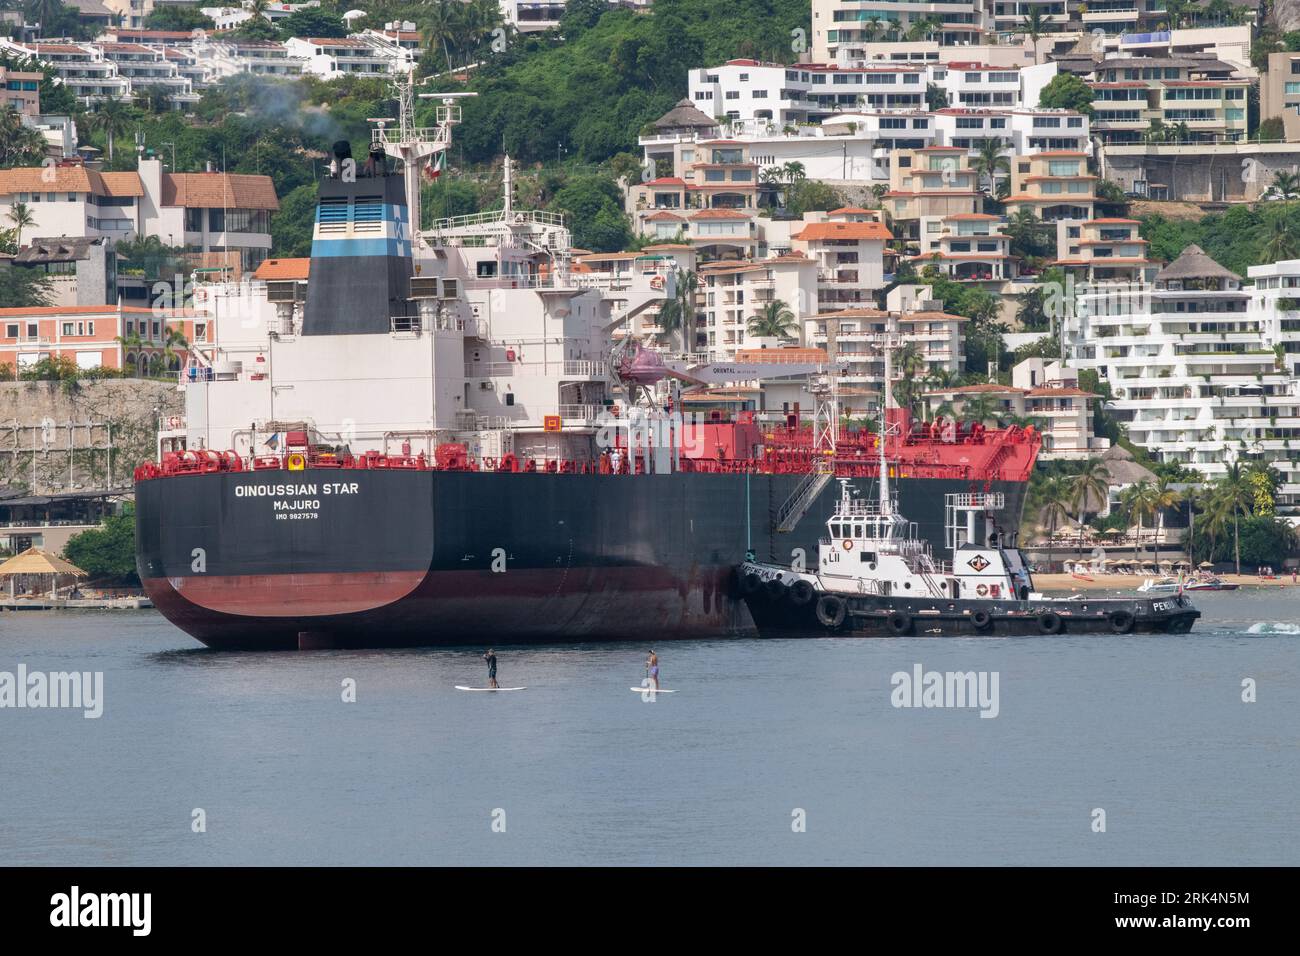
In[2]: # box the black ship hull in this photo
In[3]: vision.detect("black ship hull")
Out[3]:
[135,468,1030,650]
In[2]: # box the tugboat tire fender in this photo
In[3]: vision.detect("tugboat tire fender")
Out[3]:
[740,572,763,595]
[764,577,787,600]
[887,611,912,636]
[971,609,993,630]
[815,595,847,629]
[1037,611,1064,635]
[1109,609,1135,634]
[789,579,816,606]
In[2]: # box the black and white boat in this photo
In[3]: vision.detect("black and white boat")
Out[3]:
[739,465,1201,637]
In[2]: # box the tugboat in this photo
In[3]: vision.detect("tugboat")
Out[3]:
[738,469,1201,637]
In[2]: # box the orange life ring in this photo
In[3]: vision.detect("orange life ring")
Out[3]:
[842,539,853,550]
[976,584,988,597]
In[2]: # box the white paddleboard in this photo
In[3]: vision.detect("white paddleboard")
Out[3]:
[629,687,676,694]
[455,686,526,692]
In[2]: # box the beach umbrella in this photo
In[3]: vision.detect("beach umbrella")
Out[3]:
[1198,561,1214,569]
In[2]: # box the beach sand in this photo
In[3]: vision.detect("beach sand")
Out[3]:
[1034,573,1297,592]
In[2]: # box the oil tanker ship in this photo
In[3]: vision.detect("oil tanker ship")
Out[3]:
[133,81,1040,650]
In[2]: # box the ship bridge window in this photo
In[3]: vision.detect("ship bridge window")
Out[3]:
[830,523,842,537]
[477,261,497,277]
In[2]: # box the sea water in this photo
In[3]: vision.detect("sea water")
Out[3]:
[0,589,1296,866]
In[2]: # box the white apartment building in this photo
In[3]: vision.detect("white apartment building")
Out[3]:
[638,103,1088,193]
[192,36,309,78]
[690,58,1056,128]
[930,60,1057,112]
[0,158,278,272]
[98,41,199,108]
[284,36,414,78]
[923,357,1106,460]
[1,40,131,105]
[1069,244,1300,510]
[812,0,991,61]
[805,285,966,395]
[199,1,320,31]
[689,60,929,126]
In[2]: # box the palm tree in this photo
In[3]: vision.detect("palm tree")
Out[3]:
[1039,475,1072,571]
[891,341,928,414]
[1068,458,1110,559]
[1269,170,1300,202]
[161,325,190,372]
[1262,211,1300,264]
[1143,119,1171,144]
[1150,477,1184,568]
[865,16,884,41]
[655,269,697,352]
[1122,480,1161,565]
[781,161,806,184]
[27,0,62,32]
[971,138,1009,198]
[6,201,35,250]
[420,0,459,72]
[89,96,133,164]
[1210,463,1254,574]
[960,395,999,426]
[114,329,145,377]
[1021,5,1048,64]
[746,299,797,341]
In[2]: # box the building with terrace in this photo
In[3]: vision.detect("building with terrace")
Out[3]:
[884,145,983,244]
[1050,217,1159,287]
[689,59,928,126]
[0,157,278,272]
[0,304,207,375]
[192,36,309,78]
[97,41,198,108]
[921,358,1105,460]
[1004,150,1097,258]
[914,212,1016,286]
[1086,55,1250,144]
[929,60,1056,111]
[695,254,820,359]
[1067,245,1300,503]
[787,207,892,307]
[0,40,131,105]
[804,285,966,394]
[811,0,989,61]
[284,36,413,78]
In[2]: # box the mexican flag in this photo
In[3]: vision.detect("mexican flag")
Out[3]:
[423,151,445,182]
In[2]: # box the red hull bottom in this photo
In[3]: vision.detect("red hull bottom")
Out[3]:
[143,566,752,650]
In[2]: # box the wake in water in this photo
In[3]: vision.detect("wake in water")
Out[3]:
[1246,622,1300,635]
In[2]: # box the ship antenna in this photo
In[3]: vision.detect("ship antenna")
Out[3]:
[503,155,513,218]
[878,332,893,515]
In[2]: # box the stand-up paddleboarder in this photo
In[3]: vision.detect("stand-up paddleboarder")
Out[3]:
[484,649,498,689]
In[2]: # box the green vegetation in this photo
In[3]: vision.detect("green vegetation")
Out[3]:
[1037,73,1094,116]
[1189,464,1297,571]
[142,7,215,31]
[447,0,810,166]
[0,264,52,308]
[64,506,139,585]
[1140,205,1300,278]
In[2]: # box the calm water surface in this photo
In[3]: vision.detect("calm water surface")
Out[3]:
[1,589,1296,865]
